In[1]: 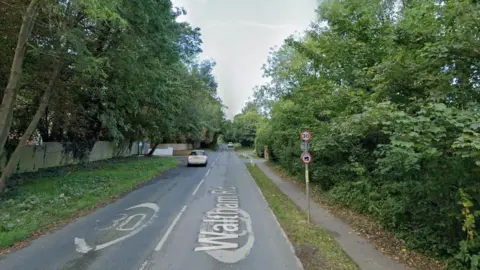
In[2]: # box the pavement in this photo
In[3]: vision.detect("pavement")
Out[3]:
[0,147,303,270]
[249,157,411,270]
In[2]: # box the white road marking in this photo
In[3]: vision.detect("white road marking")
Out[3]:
[95,204,158,250]
[96,214,127,231]
[196,208,254,263]
[139,261,148,270]
[74,237,92,253]
[246,167,305,269]
[116,213,146,231]
[74,203,159,253]
[154,205,188,251]
[194,187,255,263]
[192,179,205,196]
[206,168,211,176]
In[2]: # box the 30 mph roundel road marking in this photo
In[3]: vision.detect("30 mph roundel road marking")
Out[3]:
[74,203,159,253]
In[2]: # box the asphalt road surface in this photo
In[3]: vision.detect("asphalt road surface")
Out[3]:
[0,147,303,270]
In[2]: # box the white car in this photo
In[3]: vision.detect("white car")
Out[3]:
[187,150,208,167]
[227,142,233,148]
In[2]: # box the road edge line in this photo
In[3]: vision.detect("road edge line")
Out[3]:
[244,160,305,270]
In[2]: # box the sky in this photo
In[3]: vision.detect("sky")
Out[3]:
[170,0,319,119]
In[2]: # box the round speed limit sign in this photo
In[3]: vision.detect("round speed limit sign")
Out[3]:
[300,130,312,142]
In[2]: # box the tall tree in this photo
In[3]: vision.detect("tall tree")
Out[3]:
[0,0,227,190]
[0,0,39,160]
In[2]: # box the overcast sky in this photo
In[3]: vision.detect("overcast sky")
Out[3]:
[170,0,318,119]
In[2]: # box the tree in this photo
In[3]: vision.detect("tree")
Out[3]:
[0,0,127,189]
[0,0,39,162]
[251,0,480,268]
[0,0,226,190]
[229,104,262,147]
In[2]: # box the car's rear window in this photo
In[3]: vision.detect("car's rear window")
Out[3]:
[190,151,205,155]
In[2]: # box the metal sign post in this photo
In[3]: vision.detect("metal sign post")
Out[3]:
[300,131,312,224]
[137,142,140,156]
[138,142,143,155]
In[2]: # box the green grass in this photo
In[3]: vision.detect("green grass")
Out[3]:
[246,164,358,270]
[173,150,192,156]
[238,154,249,159]
[0,157,178,250]
[232,143,242,150]
[173,149,212,156]
[250,152,262,159]
[234,145,254,153]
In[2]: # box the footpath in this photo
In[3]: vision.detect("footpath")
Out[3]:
[249,158,410,270]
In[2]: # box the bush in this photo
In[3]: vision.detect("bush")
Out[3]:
[257,101,480,267]
[251,0,480,267]
[254,120,274,158]
[233,143,242,150]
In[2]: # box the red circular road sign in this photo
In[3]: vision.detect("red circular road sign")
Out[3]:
[301,152,312,164]
[300,130,312,142]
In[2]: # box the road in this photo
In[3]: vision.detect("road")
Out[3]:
[0,147,303,270]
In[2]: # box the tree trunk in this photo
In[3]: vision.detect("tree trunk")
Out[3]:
[0,63,60,192]
[147,143,159,157]
[0,0,39,159]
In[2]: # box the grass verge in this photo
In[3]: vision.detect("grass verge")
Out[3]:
[238,154,248,159]
[173,150,192,156]
[173,149,212,156]
[234,147,254,153]
[246,163,358,270]
[0,157,178,251]
[265,161,444,270]
[250,153,262,159]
